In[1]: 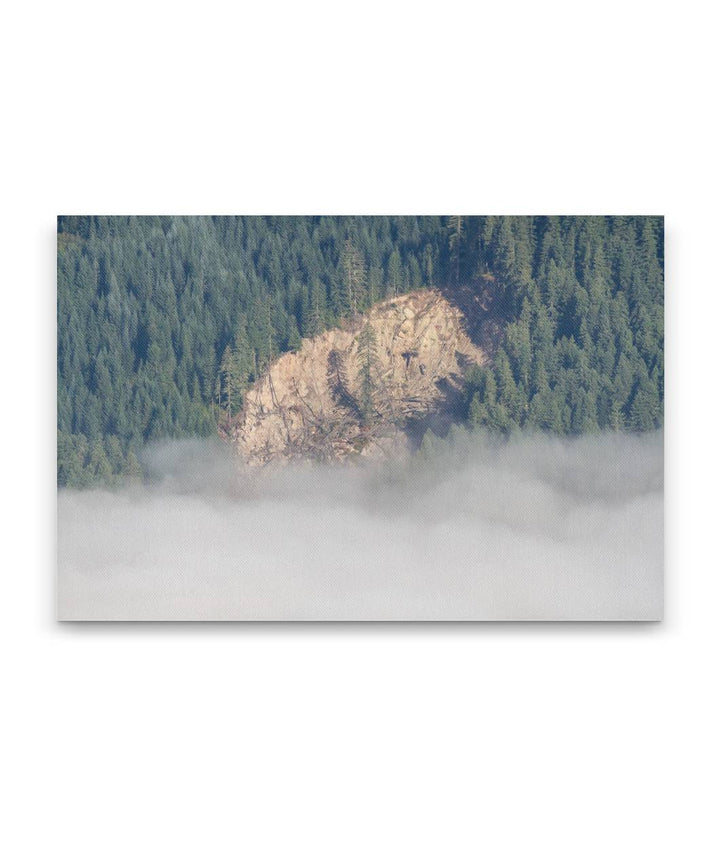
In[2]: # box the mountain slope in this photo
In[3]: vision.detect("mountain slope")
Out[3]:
[230,289,487,465]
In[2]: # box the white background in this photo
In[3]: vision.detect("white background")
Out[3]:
[2,1,718,853]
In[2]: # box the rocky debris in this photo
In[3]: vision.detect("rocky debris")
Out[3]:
[230,289,488,465]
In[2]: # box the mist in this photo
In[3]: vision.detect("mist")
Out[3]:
[57,432,663,620]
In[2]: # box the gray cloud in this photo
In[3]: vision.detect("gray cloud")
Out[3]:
[57,432,663,620]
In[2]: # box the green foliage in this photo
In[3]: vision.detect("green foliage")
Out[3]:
[463,215,664,437]
[340,238,367,315]
[57,215,443,486]
[57,430,144,487]
[356,322,379,423]
[387,248,402,297]
[57,215,662,487]
[219,343,251,426]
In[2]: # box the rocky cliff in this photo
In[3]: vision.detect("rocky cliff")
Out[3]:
[230,289,488,465]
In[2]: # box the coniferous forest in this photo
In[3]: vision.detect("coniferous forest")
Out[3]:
[57,215,663,487]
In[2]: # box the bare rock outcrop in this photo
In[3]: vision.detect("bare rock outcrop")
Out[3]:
[230,289,487,465]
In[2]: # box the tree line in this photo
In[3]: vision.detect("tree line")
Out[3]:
[57,216,444,485]
[57,215,663,486]
[458,216,663,436]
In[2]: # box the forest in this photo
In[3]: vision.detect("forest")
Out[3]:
[57,215,663,486]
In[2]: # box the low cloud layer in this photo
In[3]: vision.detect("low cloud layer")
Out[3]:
[57,432,663,620]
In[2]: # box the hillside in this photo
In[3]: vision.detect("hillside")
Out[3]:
[57,215,664,486]
[230,290,487,465]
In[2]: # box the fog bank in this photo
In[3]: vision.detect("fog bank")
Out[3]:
[57,432,663,620]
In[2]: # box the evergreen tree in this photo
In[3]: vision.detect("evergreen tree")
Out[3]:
[447,216,464,284]
[306,279,326,338]
[356,322,379,423]
[387,248,402,297]
[341,238,366,315]
[219,346,247,428]
[57,215,663,486]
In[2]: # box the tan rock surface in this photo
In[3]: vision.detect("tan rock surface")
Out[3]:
[231,289,487,465]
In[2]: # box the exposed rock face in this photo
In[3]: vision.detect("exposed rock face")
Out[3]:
[231,289,487,465]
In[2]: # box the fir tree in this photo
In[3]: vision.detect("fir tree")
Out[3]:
[56,215,664,485]
[356,322,379,423]
[387,248,402,297]
[447,216,464,284]
[341,238,366,316]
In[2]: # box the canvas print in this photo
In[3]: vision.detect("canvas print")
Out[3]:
[57,216,663,620]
